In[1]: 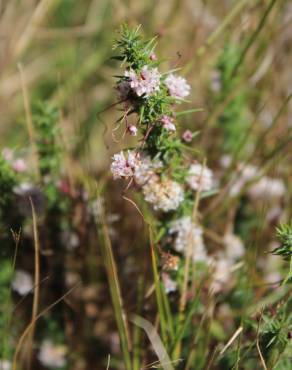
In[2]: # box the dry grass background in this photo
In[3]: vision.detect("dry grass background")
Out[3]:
[0,1,291,369]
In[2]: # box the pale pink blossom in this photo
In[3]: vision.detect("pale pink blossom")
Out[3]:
[186,163,214,191]
[12,158,27,172]
[182,130,193,142]
[110,151,140,180]
[161,115,176,131]
[125,66,161,97]
[2,148,13,161]
[149,53,157,61]
[128,125,138,136]
[165,73,191,99]
[162,272,177,293]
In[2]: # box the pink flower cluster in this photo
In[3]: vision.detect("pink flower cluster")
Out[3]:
[165,73,191,99]
[125,66,161,97]
[110,151,140,180]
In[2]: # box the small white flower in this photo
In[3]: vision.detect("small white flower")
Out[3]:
[169,217,208,263]
[142,178,184,212]
[110,151,140,180]
[161,115,176,131]
[38,340,67,368]
[248,177,285,200]
[0,359,11,370]
[223,233,245,261]
[162,272,177,294]
[125,66,161,97]
[210,257,232,293]
[12,270,33,295]
[186,163,214,192]
[165,73,191,99]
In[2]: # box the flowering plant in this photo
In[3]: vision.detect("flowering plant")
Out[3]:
[111,26,217,277]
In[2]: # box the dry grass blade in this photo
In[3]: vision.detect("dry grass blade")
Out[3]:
[22,198,41,369]
[12,284,80,370]
[219,326,243,356]
[95,191,132,370]
[131,314,174,370]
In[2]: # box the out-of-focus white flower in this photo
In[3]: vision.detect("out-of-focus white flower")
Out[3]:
[169,217,208,263]
[125,66,161,97]
[134,155,162,186]
[248,177,285,200]
[228,164,258,197]
[210,257,232,293]
[186,163,214,192]
[128,125,138,136]
[142,178,184,212]
[162,272,177,293]
[210,70,221,92]
[0,359,11,370]
[12,158,27,172]
[165,74,191,99]
[110,151,140,180]
[182,130,193,142]
[38,340,67,369]
[223,233,245,261]
[12,270,33,295]
[161,115,176,131]
[2,148,13,161]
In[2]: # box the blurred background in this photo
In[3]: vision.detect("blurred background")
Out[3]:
[0,0,291,369]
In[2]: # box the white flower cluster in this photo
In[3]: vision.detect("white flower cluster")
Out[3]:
[186,163,214,192]
[12,270,33,295]
[220,156,285,199]
[134,154,162,186]
[110,151,140,180]
[111,152,183,212]
[125,66,161,97]
[38,340,67,368]
[210,232,245,293]
[165,73,191,99]
[169,216,208,263]
[143,178,184,212]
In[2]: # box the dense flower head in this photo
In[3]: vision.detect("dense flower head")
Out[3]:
[134,154,162,186]
[111,151,140,180]
[165,73,191,99]
[169,217,208,263]
[186,163,214,192]
[142,178,184,212]
[125,66,161,97]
